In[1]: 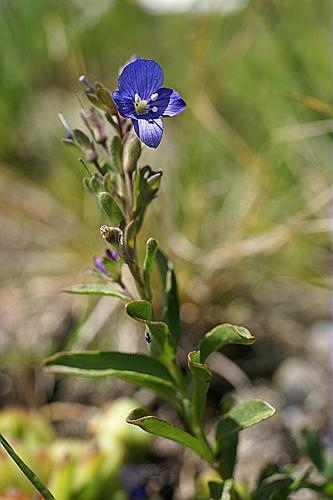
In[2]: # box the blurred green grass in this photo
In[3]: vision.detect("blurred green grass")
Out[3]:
[0,0,330,367]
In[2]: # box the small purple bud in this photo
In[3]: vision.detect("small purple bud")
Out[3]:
[93,256,110,277]
[79,75,96,94]
[58,113,74,140]
[105,248,118,262]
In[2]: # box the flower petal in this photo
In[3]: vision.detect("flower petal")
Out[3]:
[158,88,186,117]
[118,59,164,100]
[112,90,136,118]
[132,118,163,148]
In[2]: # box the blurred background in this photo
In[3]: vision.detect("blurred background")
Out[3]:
[0,0,331,498]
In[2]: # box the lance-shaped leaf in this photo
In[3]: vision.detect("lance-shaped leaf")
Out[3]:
[156,250,181,345]
[63,284,130,302]
[44,351,176,402]
[216,400,275,444]
[97,192,124,225]
[126,300,176,360]
[0,433,55,500]
[199,323,255,363]
[188,351,212,426]
[110,135,122,172]
[127,408,214,463]
[143,238,158,300]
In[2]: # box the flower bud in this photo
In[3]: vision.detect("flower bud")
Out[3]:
[81,108,107,145]
[58,112,74,139]
[79,74,95,93]
[105,248,118,262]
[95,82,118,115]
[93,256,110,277]
[100,225,123,247]
[123,134,141,173]
[73,128,98,163]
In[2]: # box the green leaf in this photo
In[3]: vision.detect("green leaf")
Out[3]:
[73,128,91,149]
[156,250,181,345]
[126,408,214,463]
[188,351,212,426]
[110,135,122,172]
[85,90,107,111]
[63,284,130,301]
[44,351,176,402]
[126,300,153,321]
[126,300,176,360]
[97,192,124,225]
[216,400,276,444]
[95,82,118,114]
[143,238,158,300]
[199,323,255,362]
[123,134,141,174]
[89,174,104,193]
[0,433,55,500]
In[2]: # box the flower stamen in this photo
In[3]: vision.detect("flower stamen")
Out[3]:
[134,94,149,115]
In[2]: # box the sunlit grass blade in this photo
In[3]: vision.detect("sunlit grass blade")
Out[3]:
[0,433,55,500]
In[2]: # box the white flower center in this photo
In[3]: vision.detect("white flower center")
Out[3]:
[134,94,149,115]
[134,93,160,116]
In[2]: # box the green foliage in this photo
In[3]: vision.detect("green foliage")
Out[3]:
[216,400,276,441]
[97,191,124,224]
[63,284,130,301]
[127,408,214,463]
[1,1,330,497]
[37,57,281,499]
[156,249,181,345]
[126,300,176,361]
[199,324,255,362]
[188,351,212,428]
[44,351,176,402]
[143,238,158,300]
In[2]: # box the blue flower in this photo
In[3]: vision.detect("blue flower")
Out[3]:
[112,58,186,148]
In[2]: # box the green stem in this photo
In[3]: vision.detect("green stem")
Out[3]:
[0,433,55,500]
[126,248,146,299]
